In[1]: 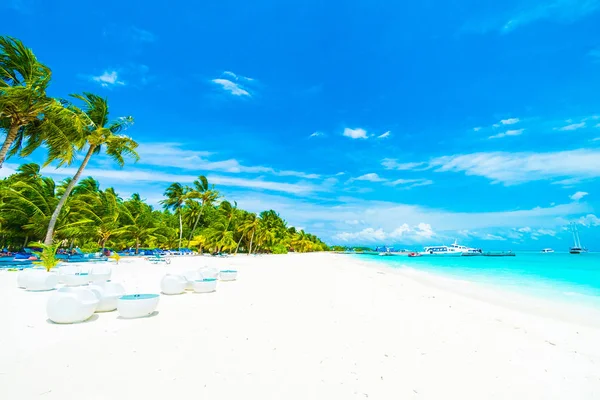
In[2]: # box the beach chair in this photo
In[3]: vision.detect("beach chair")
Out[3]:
[47,287,99,324]
[160,274,186,295]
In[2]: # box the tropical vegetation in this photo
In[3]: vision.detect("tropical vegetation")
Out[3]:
[0,36,328,254]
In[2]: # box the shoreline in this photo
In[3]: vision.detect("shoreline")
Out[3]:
[351,254,600,329]
[1,252,599,399]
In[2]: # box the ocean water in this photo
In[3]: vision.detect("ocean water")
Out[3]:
[356,252,600,307]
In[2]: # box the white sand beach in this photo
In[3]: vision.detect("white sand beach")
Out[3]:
[1,253,600,399]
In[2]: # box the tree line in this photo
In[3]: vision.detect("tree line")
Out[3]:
[0,36,328,254]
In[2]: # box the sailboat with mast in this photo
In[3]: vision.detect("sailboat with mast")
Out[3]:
[569,222,587,254]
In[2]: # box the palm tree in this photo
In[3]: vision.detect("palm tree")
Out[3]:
[160,182,187,250]
[43,93,138,245]
[0,36,51,167]
[240,213,259,255]
[71,187,122,250]
[186,175,219,244]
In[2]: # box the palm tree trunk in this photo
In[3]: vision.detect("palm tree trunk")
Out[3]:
[136,239,140,254]
[23,235,29,248]
[178,209,183,250]
[0,123,20,169]
[248,230,255,255]
[187,203,204,246]
[44,145,96,245]
[235,232,244,254]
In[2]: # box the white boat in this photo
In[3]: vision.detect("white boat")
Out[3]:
[569,223,587,254]
[420,246,464,257]
[541,248,554,253]
[448,240,482,255]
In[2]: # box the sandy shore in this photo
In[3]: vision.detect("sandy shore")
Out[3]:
[1,253,599,399]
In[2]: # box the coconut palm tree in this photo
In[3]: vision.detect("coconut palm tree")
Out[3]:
[240,213,259,255]
[160,182,187,250]
[43,93,137,245]
[0,36,51,167]
[186,175,219,244]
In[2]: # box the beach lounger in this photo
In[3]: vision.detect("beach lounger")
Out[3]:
[47,287,99,324]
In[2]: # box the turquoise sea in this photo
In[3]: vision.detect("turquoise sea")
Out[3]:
[355,252,600,307]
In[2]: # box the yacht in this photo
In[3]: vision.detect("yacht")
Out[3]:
[541,248,554,253]
[421,246,464,257]
[569,223,587,254]
[448,240,482,255]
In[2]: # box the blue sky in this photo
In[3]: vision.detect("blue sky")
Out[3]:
[2,0,600,249]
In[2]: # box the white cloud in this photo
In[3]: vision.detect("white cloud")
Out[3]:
[334,222,436,243]
[135,143,320,179]
[343,128,368,139]
[377,131,391,139]
[92,71,125,87]
[131,27,156,42]
[500,118,520,125]
[577,214,600,227]
[570,191,589,201]
[222,71,253,82]
[557,122,586,131]
[211,78,250,97]
[381,158,426,170]
[473,127,482,132]
[344,220,362,225]
[501,0,600,33]
[482,234,506,241]
[41,166,319,195]
[353,173,386,182]
[430,149,600,185]
[388,178,433,188]
[488,129,524,139]
[309,131,323,138]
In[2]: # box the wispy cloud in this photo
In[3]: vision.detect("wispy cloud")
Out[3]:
[353,173,386,182]
[91,71,125,87]
[557,121,586,131]
[570,191,589,201]
[473,127,482,132]
[488,129,525,139]
[41,166,319,195]
[222,71,253,82]
[501,0,600,33]
[430,149,600,185]
[210,71,255,97]
[343,128,368,139]
[500,118,520,125]
[381,159,426,170]
[377,131,391,139]
[131,27,156,43]
[387,178,433,188]
[309,131,324,138]
[135,143,321,179]
[211,79,250,97]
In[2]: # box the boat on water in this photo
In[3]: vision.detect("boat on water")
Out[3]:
[420,246,464,257]
[569,223,587,254]
[420,241,481,256]
[541,248,554,253]
[448,241,483,255]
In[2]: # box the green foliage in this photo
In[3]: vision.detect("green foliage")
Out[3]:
[271,244,288,254]
[30,241,60,272]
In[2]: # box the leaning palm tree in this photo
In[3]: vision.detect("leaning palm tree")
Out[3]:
[43,93,137,245]
[186,175,219,244]
[160,183,187,250]
[0,36,51,167]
